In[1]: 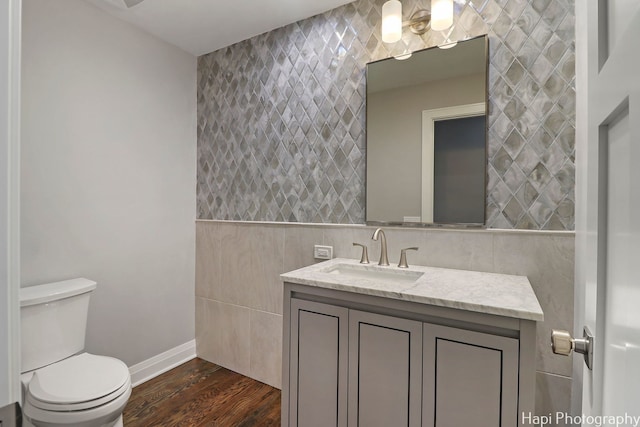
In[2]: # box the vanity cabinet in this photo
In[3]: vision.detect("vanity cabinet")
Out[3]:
[282,281,538,427]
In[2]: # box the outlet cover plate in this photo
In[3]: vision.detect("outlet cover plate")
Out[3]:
[314,245,333,260]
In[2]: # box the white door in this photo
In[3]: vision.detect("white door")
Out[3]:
[574,1,640,421]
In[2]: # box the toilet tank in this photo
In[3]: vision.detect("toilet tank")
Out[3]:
[20,278,97,372]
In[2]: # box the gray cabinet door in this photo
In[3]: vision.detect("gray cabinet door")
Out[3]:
[348,310,422,427]
[289,299,348,427]
[422,324,519,427]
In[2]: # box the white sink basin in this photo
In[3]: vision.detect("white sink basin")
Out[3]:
[321,263,423,284]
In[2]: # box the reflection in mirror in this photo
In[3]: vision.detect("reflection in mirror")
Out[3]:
[366,35,488,226]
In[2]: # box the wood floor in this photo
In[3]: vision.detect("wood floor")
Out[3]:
[123,358,281,427]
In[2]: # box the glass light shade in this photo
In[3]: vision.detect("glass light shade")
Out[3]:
[381,0,402,43]
[431,0,453,31]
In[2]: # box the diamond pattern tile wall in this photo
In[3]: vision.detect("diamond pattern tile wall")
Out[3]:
[197,0,575,229]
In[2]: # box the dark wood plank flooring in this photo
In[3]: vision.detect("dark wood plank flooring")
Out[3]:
[123,358,281,427]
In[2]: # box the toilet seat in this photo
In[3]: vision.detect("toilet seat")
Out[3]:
[26,353,130,411]
[23,385,131,427]
[27,377,131,412]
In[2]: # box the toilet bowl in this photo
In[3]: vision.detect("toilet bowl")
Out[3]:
[21,353,131,427]
[20,279,132,427]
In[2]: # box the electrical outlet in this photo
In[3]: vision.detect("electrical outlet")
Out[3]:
[314,245,333,260]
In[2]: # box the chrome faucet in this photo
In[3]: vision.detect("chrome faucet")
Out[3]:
[372,228,389,266]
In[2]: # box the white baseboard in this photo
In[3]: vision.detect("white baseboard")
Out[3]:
[128,339,196,387]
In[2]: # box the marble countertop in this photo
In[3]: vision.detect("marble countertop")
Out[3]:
[281,258,544,321]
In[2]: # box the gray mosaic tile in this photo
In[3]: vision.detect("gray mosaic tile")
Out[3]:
[516,3,541,34]
[530,53,555,85]
[529,193,555,226]
[505,59,526,87]
[487,164,502,191]
[530,89,554,119]
[530,162,553,192]
[492,178,514,210]
[531,0,553,14]
[516,180,540,209]
[504,0,528,21]
[504,196,526,226]
[556,197,574,228]
[530,17,554,49]
[515,74,541,105]
[544,108,569,137]
[515,109,541,140]
[197,0,575,230]
[503,128,526,158]
[492,76,515,111]
[540,0,568,31]
[504,95,528,123]
[478,0,503,25]
[558,50,576,85]
[555,160,575,195]
[516,212,538,228]
[517,41,543,69]
[556,124,575,156]
[515,144,541,176]
[504,163,528,193]
[505,25,528,53]
[541,141,567,175]
[543,73,568,103]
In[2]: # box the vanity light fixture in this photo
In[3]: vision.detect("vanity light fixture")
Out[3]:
[381,0,454,43]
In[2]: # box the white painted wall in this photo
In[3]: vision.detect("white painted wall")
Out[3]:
[21,0,197,366]
[0,0,20,406]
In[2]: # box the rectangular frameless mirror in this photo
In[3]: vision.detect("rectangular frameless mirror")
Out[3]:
[365,35,488,226]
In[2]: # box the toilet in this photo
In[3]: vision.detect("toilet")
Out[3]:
[20,279,132,427]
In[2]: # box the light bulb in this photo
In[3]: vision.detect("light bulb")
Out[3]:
[382,0,403,43]
[431,0,453,31]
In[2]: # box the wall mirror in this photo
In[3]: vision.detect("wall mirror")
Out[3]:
[366,35,488,226]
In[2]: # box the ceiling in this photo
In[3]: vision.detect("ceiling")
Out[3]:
[84,0,355,56]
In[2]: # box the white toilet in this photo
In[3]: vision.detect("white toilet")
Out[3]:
[20,279,132,427]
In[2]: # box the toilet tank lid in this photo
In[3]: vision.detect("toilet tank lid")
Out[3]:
[20,279,97,307]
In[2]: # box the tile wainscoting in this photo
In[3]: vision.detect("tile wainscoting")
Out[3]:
[195,220,574,416]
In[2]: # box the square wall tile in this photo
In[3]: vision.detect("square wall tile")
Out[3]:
[196,297,251,377]
[195,221,219,300]
[493,232,575,376]
[535,372,572,425]
[250,310,283,389]
[218,222,285,314]
[283,225,325,273]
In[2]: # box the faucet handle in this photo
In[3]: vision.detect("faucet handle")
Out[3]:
[398,247,419,268]
[352,243,370,264]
